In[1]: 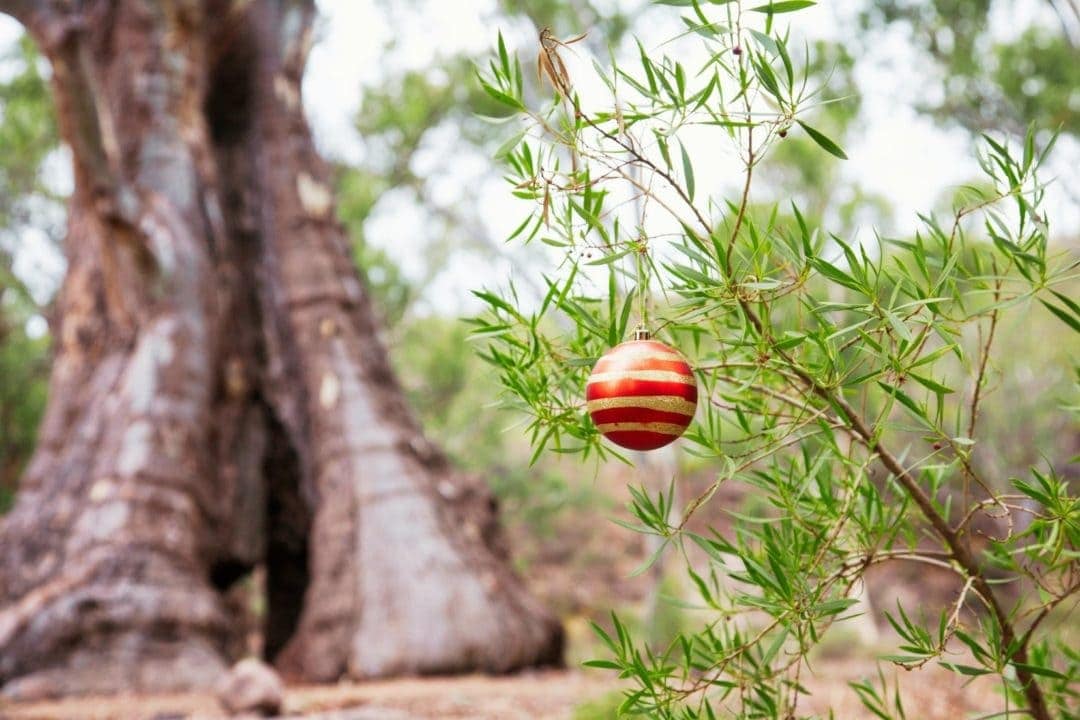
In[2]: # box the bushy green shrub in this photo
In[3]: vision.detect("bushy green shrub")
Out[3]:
[473,4,1079,718]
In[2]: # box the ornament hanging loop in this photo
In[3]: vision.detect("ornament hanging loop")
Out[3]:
[635,235,650,335]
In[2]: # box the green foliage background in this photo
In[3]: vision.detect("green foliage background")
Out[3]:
[470,1,1078,717]
[0,36,58,511]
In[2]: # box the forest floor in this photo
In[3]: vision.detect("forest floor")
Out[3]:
[0,660,1006,720]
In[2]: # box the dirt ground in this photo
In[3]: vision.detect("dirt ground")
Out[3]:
[0,671,609,720]
[0,660,1013,720]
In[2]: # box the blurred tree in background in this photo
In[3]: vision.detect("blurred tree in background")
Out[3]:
[0,0,562,696]
[862,0,1080,137]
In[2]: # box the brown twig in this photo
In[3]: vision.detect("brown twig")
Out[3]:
[1017,580,1080,652]
[968,276,1002,440]
[725,128,754,277]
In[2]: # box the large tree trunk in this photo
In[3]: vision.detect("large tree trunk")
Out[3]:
[0,0,561,700]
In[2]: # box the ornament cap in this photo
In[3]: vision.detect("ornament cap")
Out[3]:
[632,326,651,341]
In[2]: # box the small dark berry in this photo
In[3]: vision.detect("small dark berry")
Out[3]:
[778,129,788,138]
[932,442,942,450]
[733,46,742,56]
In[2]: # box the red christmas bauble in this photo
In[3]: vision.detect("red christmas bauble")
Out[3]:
[586,337,697,451]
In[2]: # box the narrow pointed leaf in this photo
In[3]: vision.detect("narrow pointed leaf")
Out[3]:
[797,120,848,159]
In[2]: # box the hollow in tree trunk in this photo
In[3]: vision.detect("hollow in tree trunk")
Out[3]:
[0,0,562,699]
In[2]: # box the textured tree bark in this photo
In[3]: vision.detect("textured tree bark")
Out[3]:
[0,0,561,699]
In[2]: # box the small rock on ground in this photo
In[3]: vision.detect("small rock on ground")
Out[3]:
[216,658,284,717]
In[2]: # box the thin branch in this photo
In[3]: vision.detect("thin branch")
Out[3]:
[954,499,1038,536]
[968,276,1002,440]
[725,127,753,276]
[560,95,714,236]
[1017,580,1080,651]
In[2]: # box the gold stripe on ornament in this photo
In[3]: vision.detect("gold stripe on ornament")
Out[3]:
[587,395,697,416]
[587,369,696,386]
[596,421,689,435]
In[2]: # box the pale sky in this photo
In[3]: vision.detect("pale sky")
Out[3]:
[1,0,1076,323]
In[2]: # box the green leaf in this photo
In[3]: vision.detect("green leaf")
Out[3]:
[883,309,913,342]
[910,343,958,368]
[810,256,864,292]
[775,331,806,350]
[654,130,673,170]
[581,659,622,669]
[880,654,928,664]
[636,40,658,95]
[586,248,632,266]
[1040,299,1080,333]
[476,73,524,110]
[749,1,816,13]
[954,630,990,664]
[775,31,794,88]
[1049,289,1080,318]
[752,52,782,100]
[679,141,695,202]
[497,31,510,74]
[796,120,848,160]
[628,539,669,577]
[747,28,779,55]
[1010,662,1067,680]
[588,620,619,654]
[877,381,930,426]
[762,628,789,664]
[908,372,954,395]
[939,662,993,677]
[494,129,526,160]
[1013,478,1053,506]
[814,598,860,616]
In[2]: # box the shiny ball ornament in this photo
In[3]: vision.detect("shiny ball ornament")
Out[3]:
[586,335,697,451]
